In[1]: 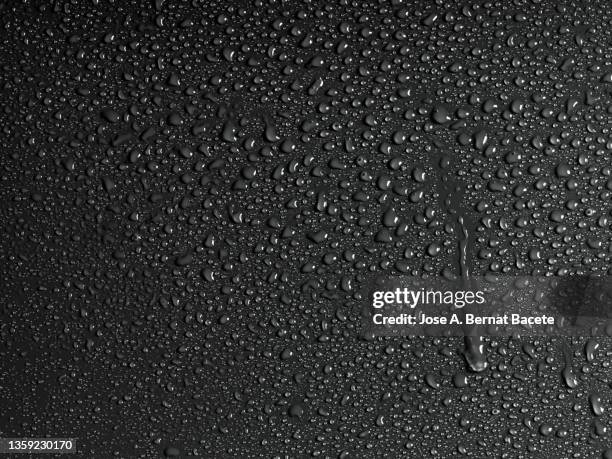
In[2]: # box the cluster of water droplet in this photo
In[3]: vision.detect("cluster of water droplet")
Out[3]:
[2,0,612,457]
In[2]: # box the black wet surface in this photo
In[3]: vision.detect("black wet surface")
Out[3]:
[2,0,612,457]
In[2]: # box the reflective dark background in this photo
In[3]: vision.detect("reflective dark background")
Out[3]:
[1,0,612,457]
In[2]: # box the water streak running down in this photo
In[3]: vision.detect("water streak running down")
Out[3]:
[457,215,487,372]
[435,149,487,372]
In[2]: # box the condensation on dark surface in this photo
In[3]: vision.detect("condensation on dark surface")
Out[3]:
[1,0,612,457]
